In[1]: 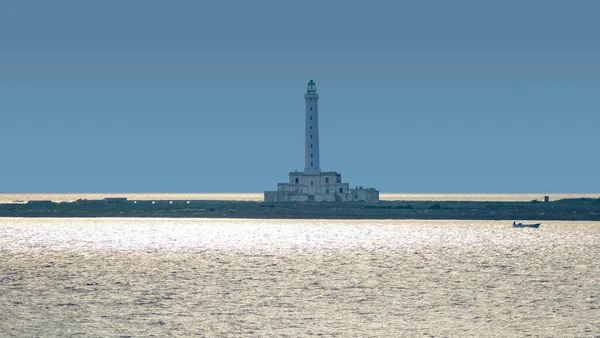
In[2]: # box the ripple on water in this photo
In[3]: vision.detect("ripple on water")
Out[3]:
[1,218,599,336]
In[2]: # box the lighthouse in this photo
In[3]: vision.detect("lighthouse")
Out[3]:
[264,81,379,202]
[305,80,320,173]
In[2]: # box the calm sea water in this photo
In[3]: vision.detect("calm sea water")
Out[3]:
[2,192,600,203]
[1,218,599,336]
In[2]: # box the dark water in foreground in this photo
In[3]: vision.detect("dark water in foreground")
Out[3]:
[1,218,599,336]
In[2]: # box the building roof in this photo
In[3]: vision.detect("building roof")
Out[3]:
[289,171,340,176]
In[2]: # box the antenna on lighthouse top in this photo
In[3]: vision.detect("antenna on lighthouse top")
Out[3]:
[307,80,317,93]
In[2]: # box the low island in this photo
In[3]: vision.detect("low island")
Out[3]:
[1,197,600,221]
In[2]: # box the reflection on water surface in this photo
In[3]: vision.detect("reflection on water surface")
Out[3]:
[2,192,600,203]
[1,218,599,336]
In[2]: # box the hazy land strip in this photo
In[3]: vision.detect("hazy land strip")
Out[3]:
[1,199,600,221]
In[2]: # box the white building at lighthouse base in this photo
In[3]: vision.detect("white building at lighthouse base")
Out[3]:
[264,171,379,202]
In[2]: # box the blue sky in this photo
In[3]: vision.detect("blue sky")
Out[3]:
[1,1,598,193]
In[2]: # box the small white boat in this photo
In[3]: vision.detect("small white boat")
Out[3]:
[513,221,541,228]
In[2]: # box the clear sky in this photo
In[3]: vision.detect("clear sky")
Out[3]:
[1,1,598,193]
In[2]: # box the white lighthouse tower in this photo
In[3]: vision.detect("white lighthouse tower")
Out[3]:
[305,80,320,173]
[264,80,379,202]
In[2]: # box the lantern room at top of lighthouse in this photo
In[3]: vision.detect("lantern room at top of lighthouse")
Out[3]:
[307,80,317,94]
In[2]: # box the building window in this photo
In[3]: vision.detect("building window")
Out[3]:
[311,135,313,139]
[295,178,299,184]
[311,144,313,148]
[310,126,312,130]
[326,189,329,194]
[311,162,313,167]
[339,187,343,193]
[310,116,312,120]
[311,181,314,186]
[325,178,329,183]
[311,153,313,158]
[310,107,312,111]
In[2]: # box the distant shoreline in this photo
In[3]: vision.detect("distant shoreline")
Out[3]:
[1,198,600,221]
[3,193,600,205]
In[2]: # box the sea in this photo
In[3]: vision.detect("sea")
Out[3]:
[3,192,600,203]
[1,194,600,337]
